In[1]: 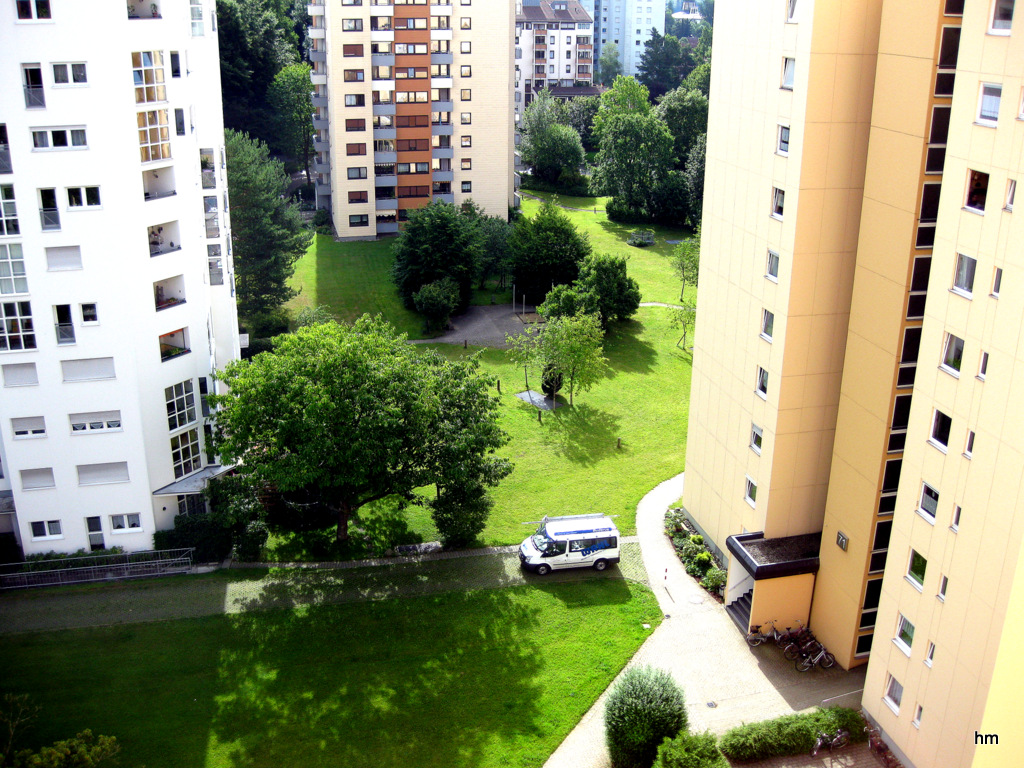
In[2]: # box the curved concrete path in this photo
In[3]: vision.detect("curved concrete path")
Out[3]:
[543,473,866,768]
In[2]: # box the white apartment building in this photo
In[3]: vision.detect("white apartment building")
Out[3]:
[514,0,595,120]
[1,0,240,558]
[579,0,666,76]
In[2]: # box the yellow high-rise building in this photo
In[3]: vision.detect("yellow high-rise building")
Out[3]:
[686,1,1022,766]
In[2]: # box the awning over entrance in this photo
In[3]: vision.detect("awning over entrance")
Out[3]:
[726,531,821,580]
[152,464,233,496]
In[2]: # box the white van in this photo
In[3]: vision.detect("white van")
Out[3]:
[519,513,620,575]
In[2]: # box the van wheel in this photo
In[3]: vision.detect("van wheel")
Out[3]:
[535,564,551,576]
[593,559,608,572]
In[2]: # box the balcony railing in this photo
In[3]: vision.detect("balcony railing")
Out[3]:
[144,189,177,201]
[40,208,60,231]
[201,169,216,189]
[24,86,45,109]
[0,146,11,174]
[205,213,220,238]
[55,323,76,345]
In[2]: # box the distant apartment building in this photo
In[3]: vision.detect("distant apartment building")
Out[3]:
[309,0,514,240]
[1,0,240,557]
[686,1,1023,767]
[578,0,666,77]
[514,0,595,120]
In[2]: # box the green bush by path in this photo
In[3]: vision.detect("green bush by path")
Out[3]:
[654,731,729,768]
[0,581,662,768]
[605,666,687,768]
[717,707,867,762]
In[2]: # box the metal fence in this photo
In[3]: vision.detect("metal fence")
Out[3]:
[0,548,194,590]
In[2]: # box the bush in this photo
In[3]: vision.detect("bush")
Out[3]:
[605,666,687,768]
[413,277,460,332]
[429,481,493,548]
[241,337,275,360]
[605,196,650,225]
[152,514,232,563]
[654,731,729,768]
[718,707,866,762]
[678,536,704,562]
[244,308,291,338]
[232,519,269,561]
[685,551,713,577]
[700,567,727,593]
[18,548,127,572]
[313,208,332,227]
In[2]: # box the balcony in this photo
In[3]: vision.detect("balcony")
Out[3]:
[310,50,327,63]
[377,220,399,234]
[373,103,397,116]
[24,86,45,109]
[375,151,397,163]
[373,127,397,140]
[311,72,327,86]
[309,26,326,39]
[142,167,177,200]
[55,323,76,345]
[433,170,453,182]
[149,222,182,256]
[159,328,191,362]
[0,144,11,174]
[431,53,453,65]
[307,1,324,14]
[40,208,60,231]
[313,117,329,130]
[314,139,330,152]
[432,147,453,159]
[316,183,331,196]
[433,193,454,203]
[312,94,328,108]
[205,211,220,239]
[432,124,453,136]
[375,197,398,210]
[314,162,330,174]
[154,275,186,312]
[128,0,163,18]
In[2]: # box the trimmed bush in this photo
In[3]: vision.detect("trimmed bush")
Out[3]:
[685,551,713,577]
[700,567,727,594]
[718,707,866,762]
[654,731,729,768]
[605,666,687,768]
[232,519,269,562]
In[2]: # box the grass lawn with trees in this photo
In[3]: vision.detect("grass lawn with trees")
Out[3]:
[0,580,661,768]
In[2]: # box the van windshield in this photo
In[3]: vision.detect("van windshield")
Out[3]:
[532,534,566,555]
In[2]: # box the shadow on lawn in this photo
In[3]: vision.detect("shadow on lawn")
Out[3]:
[210,590,546,768]
[541,403,622,465]
[604,319,658,375]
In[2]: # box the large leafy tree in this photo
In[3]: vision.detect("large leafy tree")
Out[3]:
[507,314,607,407]
[655,86,708,168]
[520,91,585,184]
[636,29,693,101]
[391,201,482,311]
[598,42,622,86]
[211,317,512,541]
[225,129,312,319]
[509,198,592,303]
[267,63,314,183]
[592,76,652,144]
[682,61,711,97]
[683,133,707,225]
[540,254,641,327]
[595,113,674,216]
[477,215,513,289]
[566,95,601,151]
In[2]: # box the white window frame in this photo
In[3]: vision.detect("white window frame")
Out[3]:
[781,57,795,90]
[16,0,53,21]
[766,249,780,281]
[951,504,962,532]
[81,303,98,324]
[0,244,29,296]
[991,267,1003,297]
[938,574,948,600]
[32,127,87,151]
[964,430,975,458]
[1004,180,1015,211]
[918,482,939,522]
[771,187,785,219]
[69,410,122,434]
[30,519,63,540]
[51,62,87,86]
[110,513,142,533]
[894,613,914,655]
[925,641,936,667]
[760,309,775,341]
[787,0,798,22]
[883,674,903,714]
[941,333,964,376]
[744,476,757,507]
[755,366,769,398]
[977,83,1002,125]
[912,705,923,728]
[66,186,101,209]
[929,410,951,451]
[907,549,927,591]
[750,423,763,455]
[978,351,989,380]
[990,0,1014,33]
[11,416,45,439]
[952,253,976,296]
[777,124,790,155]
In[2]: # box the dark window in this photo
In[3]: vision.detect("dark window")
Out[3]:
[874,520,892,551]
[901,327,922,364]
[170,52,181,77]
[346,143,366,156]
[944,0,965,14]
[929,106,951,144]
[863,578,883,610]
[855,633,874,655]
[346,119,366,131]
[881,459,902,495]
[920,184,941,223]
[938,27,961,68]
[907,257,931,319]
[343,44,364,56]
[348,190,368,203]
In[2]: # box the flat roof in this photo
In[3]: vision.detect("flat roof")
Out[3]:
[545,515,617,538]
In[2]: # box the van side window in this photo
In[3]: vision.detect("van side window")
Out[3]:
[542,540,567,557]
[570,540,587,552]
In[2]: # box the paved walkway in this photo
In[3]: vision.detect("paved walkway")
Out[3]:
[543,474,866,768]
[409,304,533,349]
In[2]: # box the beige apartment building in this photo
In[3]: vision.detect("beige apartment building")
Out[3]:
[686,1,1023,766]
[308,0,514,239]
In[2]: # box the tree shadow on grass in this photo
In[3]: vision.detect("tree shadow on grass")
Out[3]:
[209,590,546,768]
[541,404,622,466]
[603,319,658,376]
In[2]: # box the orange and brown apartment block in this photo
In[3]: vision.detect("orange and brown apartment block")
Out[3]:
[308,0,514,239]
[686,0,1024,766]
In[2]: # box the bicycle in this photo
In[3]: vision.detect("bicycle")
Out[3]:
[865,725,901,767]
[775,620,810,647]
[795,643,836,671]
[783,635,820,661]
[746,620,777,646]
[810,728,849,756]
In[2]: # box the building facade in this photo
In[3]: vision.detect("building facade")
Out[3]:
[514,0,594,120]
[310,0,514,240]
[686,1,1022,767]
[579,0,666,76]
[1,0,239,557]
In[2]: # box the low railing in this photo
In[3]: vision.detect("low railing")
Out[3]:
[201,169,216,189]
[160,343,191,361]
[54,323,76,345]
[0,548,194,590]
[144,189,177,201]
[0,146,11,174]
[40,208,60,231]
[24,86,45,109]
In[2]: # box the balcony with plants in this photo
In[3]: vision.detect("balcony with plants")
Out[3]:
[154,275,186,312]
[148,221,181,256]
[159,328,190,361]
[127,1,162,18]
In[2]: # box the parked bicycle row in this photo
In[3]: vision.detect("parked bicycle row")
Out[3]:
[745,619,837,671]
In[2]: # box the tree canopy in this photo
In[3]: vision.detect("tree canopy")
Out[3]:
[636,29,693,101]
[593,76,652,143]
[598,42,622,86]
[211,316,512,541]
[509,198,592,304]
[683,133,707,225]
[225,129,312,320]
[540,253,641,327]
[595,113,675,216]
[266,63,314,181]
[520,91,585,185]
[655,86,709,169]
[507,314,607,407]
[391,201,482,311]
[566,95,601,151]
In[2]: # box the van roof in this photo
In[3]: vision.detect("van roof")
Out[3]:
[543,514,618,539]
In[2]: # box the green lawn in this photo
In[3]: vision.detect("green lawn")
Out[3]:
[0,581,661,768]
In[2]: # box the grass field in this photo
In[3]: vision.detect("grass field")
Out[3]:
[0,581,661,768]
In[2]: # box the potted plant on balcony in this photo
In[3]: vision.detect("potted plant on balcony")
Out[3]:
[151,3,159,17]
[127,4,138,17]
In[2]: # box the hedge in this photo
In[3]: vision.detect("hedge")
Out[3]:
[718,707,866,762]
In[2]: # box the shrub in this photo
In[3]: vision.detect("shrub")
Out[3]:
[678,537,704,562]
[689,534,703,547]
[605,196,651,225]
[19,548,127,572]
[232,519,269,562]
[718,707,866,762]
[429,481,493,548]
[654,731,729,768]
[244,308,291,339]
[312,208,332,227]
[413,277,460,332]
[685,551,713,577]
[152,514,232,563]
[605,666,687,768]
[700,567,727,593]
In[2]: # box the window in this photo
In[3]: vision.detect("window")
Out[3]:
[930,410,951,449]
[953,253,976,295]
[343,18,364,31]
[77,461,129,485]
[344,69,364,82]
[346,119,366,132]
[32,127,88,150]
[966,169,989,212]
[67,186,101,208]
[461,65,472,77]
[461,158,472,170]
[907,257,931,318]
[978,84,1002,124]
[951,505,962,531]
[912,706,923,728]
[178,494,206,516]
[349,214,369,227]
[756,366,768,397]
[346,143,366,156]
[766,250,780,280]
[62,357,114,382]
[137,109,171,162]
[174,108,186,136]
[171,428,202,478]
[771,187,785,218]
[349,190,368,203]
[884,675,904,713]
[926,641,936,666]
[919,483,939,521]
[760,309,774,341]
[190,0,204,35]
[777,125,790,154]
[460,16,471,28]
[16,0,52,19]
[744,477,757,506]
[52,63,87,87]
[942,333,964,374]
[461,181,472,193]
[895,614,915,653]
[938,574,948,599]
[750,424,763,454]
[132,51,166,103]
[208,244,223,286]
[991,0,1014,31]
[461,89,471,101]
[170,52,181,77]
[461,41,472,53]
[348,167,367,180]
[70,410,122,434]
[343,44,364,56]
[22,65,44,108]
[345,94,365,107]
[978,351,989,379]
[1,186,18,236]
[461,136,472,147]
[30,520,62,539]
[964,430,975,457]
[12,416,45,438]
[461,113,472,124]
[0,245,28,295]
[0,301,36,352]
[166,380,196,431]
[907,549,927,589]
[22,468,55,490]
[781,57,795,89]
[110,514,142,532]
[991,267,1003,296]
[2,362,37,387]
